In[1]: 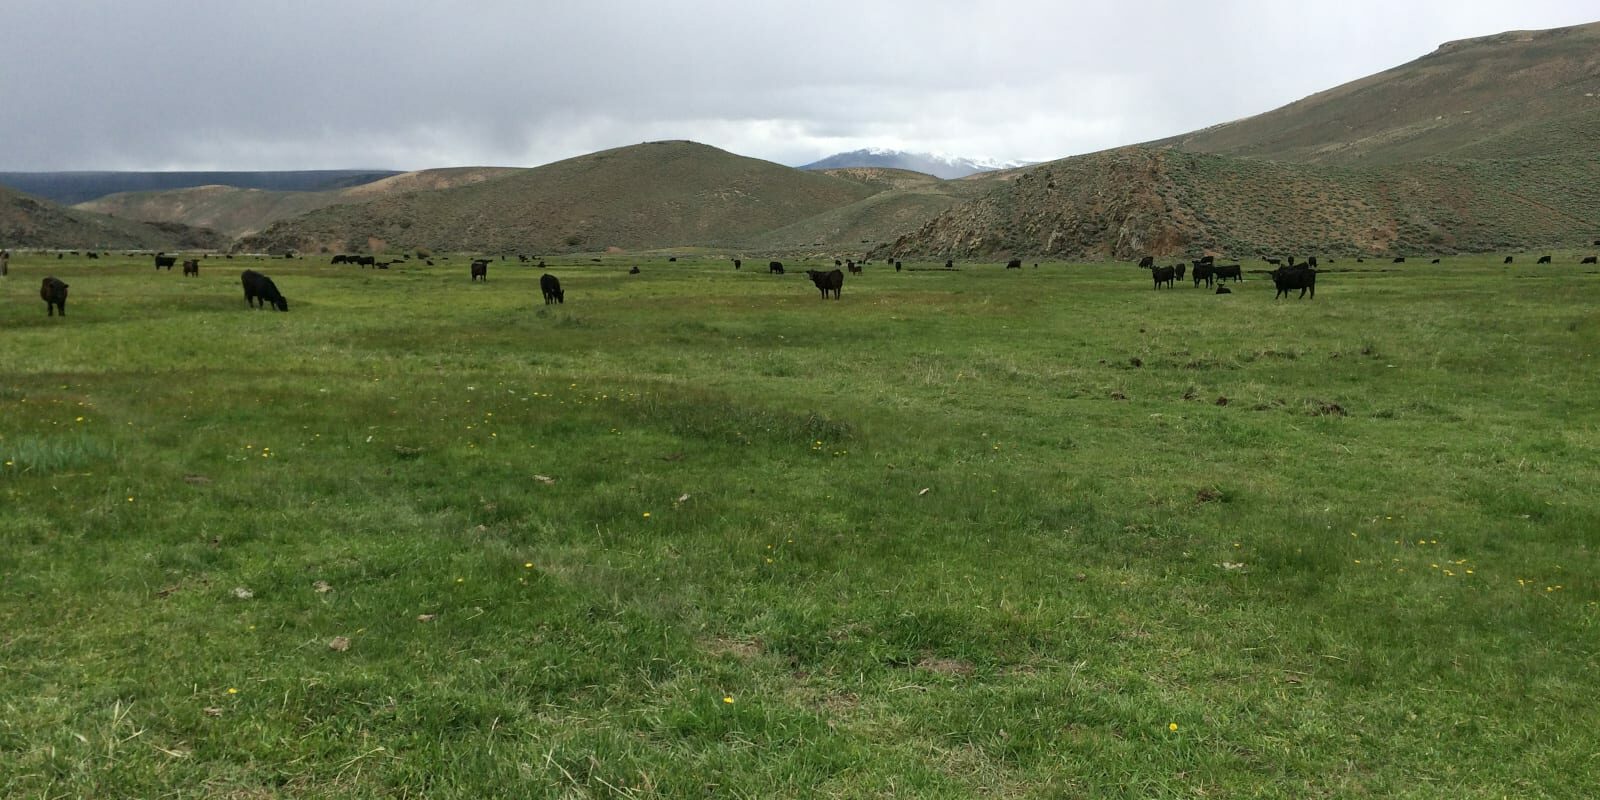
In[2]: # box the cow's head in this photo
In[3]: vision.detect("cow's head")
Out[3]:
[274,296,289,312]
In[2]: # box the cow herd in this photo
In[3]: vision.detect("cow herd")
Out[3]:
[17,246,1600,318]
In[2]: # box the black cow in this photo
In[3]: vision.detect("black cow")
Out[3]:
[540,273,564,304]
[1307,256,1318,268]
[668,257,677,262]
[805,268,844,299]
[1270,265,1317,299]
[1174,264,1186,281]
[41,277,69,316]
[1198,255,1215,266]
[1214,264,1243,283]
[331,254,351,265]
[86,251,99,259]
[1393,257,1406,263]
[769,261,785,275]
[1594,240,1600,247]
[1150,265,1175,289]
[1582,256,1598,264]
[1216,285,1232,295]
[357,255,377,268]
[182,259,199,276]
[1264,257,1282,266]
[1006,258,1022,269]
[1504,256,1514,265]
[847,260,862,274]
[241,270,288,311]
[154,254,176,270]
[629,266,641,274]
[945,259,955,269]
[894,261,902,272]
[1192,263,1215,288]
[834,259,843,267]
[1431,259,1441,264]
[1537,255,1552,264]
[471,260,488,281]
[1138,256,1154,268]
[733,259,742,270]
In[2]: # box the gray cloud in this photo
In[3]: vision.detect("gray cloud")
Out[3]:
[4,0,1595,170]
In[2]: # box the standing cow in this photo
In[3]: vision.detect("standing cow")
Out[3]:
[805,269,844,299]
[540,273,564,304]
[768,261,785,274]
[471,260,488,281]
[154,254,176,270]
[241,270,288,311]
[182,259,199,276]
[41,277,69,316]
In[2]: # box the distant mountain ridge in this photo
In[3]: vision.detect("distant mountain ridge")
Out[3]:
[800,149,1033,179]
[0,170,402,205]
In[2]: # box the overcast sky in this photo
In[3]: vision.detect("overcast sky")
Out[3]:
[4,1,1595,172]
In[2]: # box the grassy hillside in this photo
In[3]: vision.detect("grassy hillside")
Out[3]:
[1154,21,1600,165]
[77,168,523,238]
[0,170,401,205]
[0,184,223,250]
[3,253,1599,797]
[882,146,1600,260]
[239,142,881,254]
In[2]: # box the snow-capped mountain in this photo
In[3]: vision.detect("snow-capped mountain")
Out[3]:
[799,148,1034,180]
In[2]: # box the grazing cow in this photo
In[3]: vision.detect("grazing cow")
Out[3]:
[241,270,288,311]
[1356,257,1365,263]
[834,259,843,267]
[331,254,351,265]
[629,266,641,274]
[1270,265,1317,299]
[1504,256,1514,265]
[1265,257,1282,266]
[357,255,377,268]
[805,268,844,299]
[894,260,902,272]
[1431,259,1441,264]
[154,254,177,270]
[470,260,488,281]
[1537,255,1552,264]
[945,259,955,269]
[1393,257,1406,263]
[733,258,742,270]
[1174,263,1186,281]
[1192,263,1215,288]
[768,261,784,274]
[41,277,68,316]
[1216,285,1232,294]
[1307,256,1318,268]
[1213,264,1243,282]
[1582,256,1598,264]
[1150,265,1175,289]
[518,255,529,263]
[86,251,99,259]
[1006,258,1022,269]
[182,259,199,276]
[848,260,863,274]
[668,257,677,262]
[540,273,564,304]
[1138,256,1154,268]
[0,249,9,276]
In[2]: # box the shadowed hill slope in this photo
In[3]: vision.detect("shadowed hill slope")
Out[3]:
[1,184,224,250]
[77,167,522,238]
[240,142,880,253]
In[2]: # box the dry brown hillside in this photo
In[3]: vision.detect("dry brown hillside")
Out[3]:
[881,146,1600,260]
[77,167,522,238]
[239,142,881,254]
[1,184,223,250]
[1154,21,1600,165]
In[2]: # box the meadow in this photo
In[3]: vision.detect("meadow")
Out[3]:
[2,252,1598,798]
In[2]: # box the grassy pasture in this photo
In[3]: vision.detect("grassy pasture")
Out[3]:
[2,252,1598,798]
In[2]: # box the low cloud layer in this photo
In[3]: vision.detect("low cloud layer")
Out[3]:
[5,0,1595,171]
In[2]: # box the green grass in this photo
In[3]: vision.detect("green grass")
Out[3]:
[2,253,1598,798]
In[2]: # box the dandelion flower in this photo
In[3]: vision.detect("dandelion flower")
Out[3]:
[524,562,533,569]
[723,696,734,704]
[1168,722,1178,732]
[227,688,238,695]
[642,512,651,518]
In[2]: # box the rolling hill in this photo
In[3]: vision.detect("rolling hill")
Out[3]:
[879,146,1600,260]
[0,170,400,206]
[883,21,1600,259]
[239,141,882,254]
[77,167,521,238]
[0,184,224,250]
[1153,21,1600,165]
[801,149,1034,179]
